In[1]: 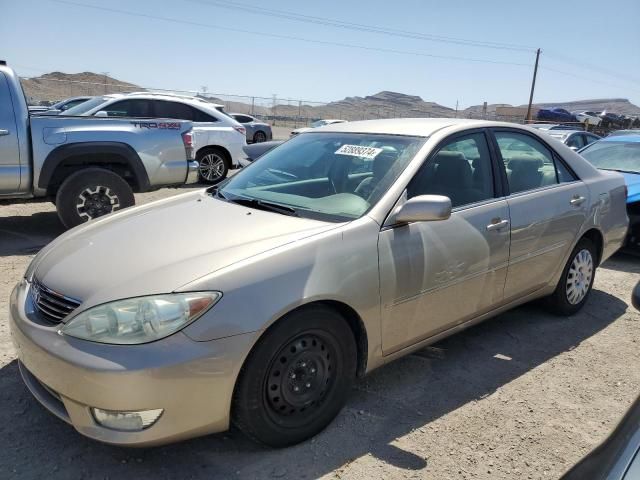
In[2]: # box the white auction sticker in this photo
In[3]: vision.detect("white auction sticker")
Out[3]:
[335,144,383,159]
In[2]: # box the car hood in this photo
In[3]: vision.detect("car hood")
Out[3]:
[621,172,640,203]
[30,190,338,310]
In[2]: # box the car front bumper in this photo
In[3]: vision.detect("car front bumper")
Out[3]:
[9,280,258,447]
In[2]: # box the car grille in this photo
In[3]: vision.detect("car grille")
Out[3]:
[31,279,81,324]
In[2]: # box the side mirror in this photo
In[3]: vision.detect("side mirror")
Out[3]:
[569,146,579,151]
[95,110,108,117]
[394,195,452,224]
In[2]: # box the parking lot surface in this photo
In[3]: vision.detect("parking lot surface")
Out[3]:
[1,187,639,480]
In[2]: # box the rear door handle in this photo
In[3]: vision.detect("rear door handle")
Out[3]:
[570,195,586,206]
[0,129,9,136]
[486,219,509,231]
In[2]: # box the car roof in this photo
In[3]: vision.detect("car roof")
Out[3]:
[315,118,520,137]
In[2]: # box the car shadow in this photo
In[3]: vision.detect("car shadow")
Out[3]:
[0,211,64,257]
[0,289,628,480]
[601,251,640,274]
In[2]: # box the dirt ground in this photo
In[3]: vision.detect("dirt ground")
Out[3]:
[0,187,639,480]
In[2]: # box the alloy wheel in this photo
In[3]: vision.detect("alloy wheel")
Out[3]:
[199,153,226,182]
[76,186,120,221]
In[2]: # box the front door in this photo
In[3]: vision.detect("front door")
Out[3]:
[378,130,511,355]
[491,129,590,301]
[0,72,21,193]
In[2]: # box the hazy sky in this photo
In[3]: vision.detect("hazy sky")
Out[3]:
[2,0,639,109]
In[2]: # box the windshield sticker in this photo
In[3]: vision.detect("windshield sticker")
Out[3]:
[335,144,383,159]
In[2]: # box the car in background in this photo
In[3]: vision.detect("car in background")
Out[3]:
[545,130,600,151]
[290,118,346,137]
[230,113,273,144]
[608,129,640,137]
[10,118,628,448]
[536,107,577,123]
[63,92,247,184]
[599,112,628,129]
[579,135,640,249]
[529,124,582,131]
[241,140,283,166]
[572,111,602,126]
[27,105,51,113]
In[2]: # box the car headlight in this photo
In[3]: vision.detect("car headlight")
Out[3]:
[60,292,221,345]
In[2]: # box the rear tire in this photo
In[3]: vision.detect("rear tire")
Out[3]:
[55,168,135,229]
[232,305,356,447]
[546,238,597,316]
[253,131,267,143]
[197,148,229,184]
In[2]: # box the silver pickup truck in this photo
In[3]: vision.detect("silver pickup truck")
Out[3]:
[0,62,199,228]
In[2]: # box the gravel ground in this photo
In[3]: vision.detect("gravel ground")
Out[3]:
[0,187,639,480]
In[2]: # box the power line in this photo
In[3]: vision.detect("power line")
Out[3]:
[544,51,640,86]
[186,0,536,53]
[539,65,640,95]
[49,0,532,68]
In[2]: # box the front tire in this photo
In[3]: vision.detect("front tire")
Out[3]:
[546,238,597,315]
[232,305,357,447]
[197,148,229,184]
[55,168,135,229]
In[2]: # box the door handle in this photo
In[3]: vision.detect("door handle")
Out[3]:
[486,219,509,231]
[0,129,9,136]
[570,195,586,206]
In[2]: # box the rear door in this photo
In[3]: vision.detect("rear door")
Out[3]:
[490,128,589,302]
[0,72,21,193]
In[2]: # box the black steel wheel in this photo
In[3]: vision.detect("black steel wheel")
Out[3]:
[233,305,357,447]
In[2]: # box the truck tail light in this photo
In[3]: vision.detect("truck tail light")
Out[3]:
[182,130,195,160]
[233,126,246,136]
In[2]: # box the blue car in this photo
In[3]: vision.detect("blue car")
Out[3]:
[537,107,577,123]
[580,135,640,249]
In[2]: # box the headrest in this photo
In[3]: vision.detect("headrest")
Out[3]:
[508,156,543,173]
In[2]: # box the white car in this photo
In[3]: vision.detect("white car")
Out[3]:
[63,92,247,184]
[573,111,603,127]
[290,119,347,137]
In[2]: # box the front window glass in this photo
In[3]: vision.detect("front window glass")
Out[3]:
[408,133,495,208]
[63,96,110,115]
[580,141,640,174]
[219,133,425,222]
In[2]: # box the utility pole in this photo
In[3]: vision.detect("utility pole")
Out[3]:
[102,72,109,94]
[525,48,541,123]
[455,100,459,118]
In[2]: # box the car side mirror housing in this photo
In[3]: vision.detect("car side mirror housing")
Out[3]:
[569,146,579,151]
[95,110,108,117]
[394,195,452,224]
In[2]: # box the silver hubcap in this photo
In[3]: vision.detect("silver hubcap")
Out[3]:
[254,132,266,143]
[199,154,226,182]
[76,186,119,221]
[566,249,593,305]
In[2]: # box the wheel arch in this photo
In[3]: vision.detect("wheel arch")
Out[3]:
[243,300,369,380]
[580,227,604,266]
[40,142,150,194]
[196,145,231,164]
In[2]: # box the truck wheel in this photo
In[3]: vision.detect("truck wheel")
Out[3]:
[197,148,229,184]
[55,168,135,229]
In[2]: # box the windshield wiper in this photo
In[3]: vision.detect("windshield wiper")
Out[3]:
[229,197,298,216]
[206,185,228,200]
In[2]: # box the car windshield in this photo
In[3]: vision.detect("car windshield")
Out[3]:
[62,96,109,116]
[219,132,425,222]
[580,141,640,174]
